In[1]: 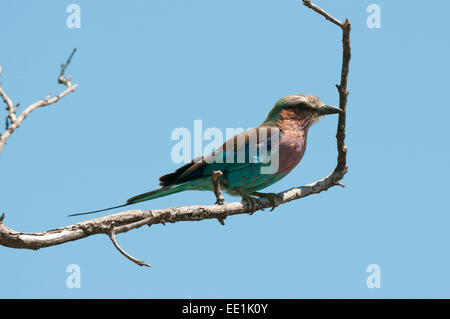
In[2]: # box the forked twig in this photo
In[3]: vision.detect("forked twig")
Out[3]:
[107,224,150,267]
[0,49,79,153]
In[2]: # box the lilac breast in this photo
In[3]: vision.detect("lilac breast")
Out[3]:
[277,130,308,175]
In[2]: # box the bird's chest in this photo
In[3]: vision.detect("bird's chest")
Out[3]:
[277,130,307,174]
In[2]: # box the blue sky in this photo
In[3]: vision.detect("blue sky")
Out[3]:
[0,0,449,298]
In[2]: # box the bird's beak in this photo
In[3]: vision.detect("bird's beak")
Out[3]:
[318,104,344,115]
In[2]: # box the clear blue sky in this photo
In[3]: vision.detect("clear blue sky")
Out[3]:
[1,0,449,298]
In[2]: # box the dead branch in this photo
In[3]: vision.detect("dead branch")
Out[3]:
[107,224,150,267]
[0,49,79,154]
[0,2,351,267]
[0,171,343,249]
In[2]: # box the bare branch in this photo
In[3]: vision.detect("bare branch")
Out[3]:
[302,0,343,27]
[0,49,79,154]
[302,0,351,173]
[0,68,17,125]
[58,48,77,86]
[0,2,351,267]
[335,18,351,172]
[107,224,150,267]
[0,169,344,250]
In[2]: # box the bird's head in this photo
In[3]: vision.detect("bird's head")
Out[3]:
[264,94,343,127]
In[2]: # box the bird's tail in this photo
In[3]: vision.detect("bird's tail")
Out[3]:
[126,184,188,204]
[68,184,188,217]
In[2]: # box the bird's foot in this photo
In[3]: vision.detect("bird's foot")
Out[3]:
[233,188,259,215]
[211,170,225,205]
[251,192,282,211]
[215,197,225,205]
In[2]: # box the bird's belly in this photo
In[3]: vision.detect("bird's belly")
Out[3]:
[221,164,269,193]
[221,144,305,195]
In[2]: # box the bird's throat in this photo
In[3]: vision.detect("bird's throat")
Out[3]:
[278,109,314,133]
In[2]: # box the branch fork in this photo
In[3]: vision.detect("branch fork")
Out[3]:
[0,49,79,154]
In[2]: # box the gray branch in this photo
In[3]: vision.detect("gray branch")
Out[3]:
[0,49,79,154]
[0,170,344,249]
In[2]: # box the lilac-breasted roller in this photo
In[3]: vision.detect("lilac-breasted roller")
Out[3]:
[69,94,342,216]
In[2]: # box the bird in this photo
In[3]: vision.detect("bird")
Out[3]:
[68,94,342,217]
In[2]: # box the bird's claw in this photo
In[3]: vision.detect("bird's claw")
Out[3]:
[233,188,259,215]
[251,192,282,211]
[215,198,225,205]
[244,195,259,215]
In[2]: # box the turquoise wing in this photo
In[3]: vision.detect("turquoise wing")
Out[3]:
[158,126,282,193]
